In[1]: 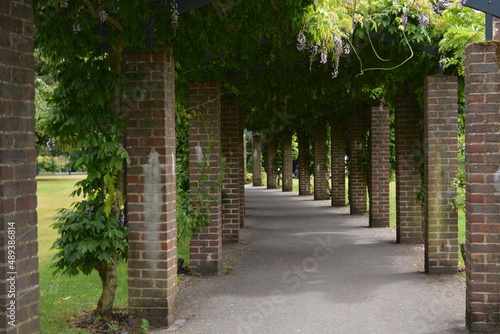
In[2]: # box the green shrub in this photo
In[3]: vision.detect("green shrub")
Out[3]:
[37,155,58,172]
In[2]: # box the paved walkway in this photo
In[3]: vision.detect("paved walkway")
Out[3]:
[172,186,467,334]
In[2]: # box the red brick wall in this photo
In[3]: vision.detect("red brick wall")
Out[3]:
[297,130,311,195]
[314,125,328,200]
[331,120,346,206]
[282,131,293,192]
[395,94,424,243]
[0,2,39,333]
[266,133,277,189]
[123,52,177,327]
[369,105,390,227]
[423,75,458,274]
[464,42,500,333]
[221,95,241,243]
[348,112,368,214]
[252,134,262,186]
[188,82,222,275]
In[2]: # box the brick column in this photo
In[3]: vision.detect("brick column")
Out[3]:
[243,133,247,178]
[221,95,241,243]
[297,130,311,196]
[123,53,177,327]
[314,125,328,200]
[495,18,500,41]
[282,130,293,192]
[331,120,346,206]
[423,76,459,274]
[252,134,262,186]
[266,133,277,189]
[369,105,390,227]
[0,2,39,333]
[239,118,245,228]
[395,94,424,243]
[464,42,500,333]
[348,112,368,215]
[188,82,222,275]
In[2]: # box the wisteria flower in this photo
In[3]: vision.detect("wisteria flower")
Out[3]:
[171,2,179,31]
[98,10,107,23]
[120,211,125,228]
[401,14,408,26]
[418,14,430,26]
[320,47,328,64]
[310,43,318,57]
[344,43,350,55]
[297,30,307,51]
[334,36,343,55]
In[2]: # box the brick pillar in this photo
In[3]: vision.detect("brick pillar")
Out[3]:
[266,133,277,189]
[395,94,424,243]
[282,130,293,192]
[424,76,459,275]
[297,130,311,196]
[252,134,262,186]
[348,112,368,215]
[123,53,177,327]
[239,119,245,228]
[243,133,247,178]
[369,105,390,227]
[331,120,346,206]
[314,125,328,200]
[188,82,222,275]
[464,42,500,333]
[0,2,39,333]
[221,95,241,243]
[495,18,500,41]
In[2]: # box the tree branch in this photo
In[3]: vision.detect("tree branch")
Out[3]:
[270,0,282,17]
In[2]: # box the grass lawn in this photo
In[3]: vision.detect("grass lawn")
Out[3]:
[37,175,128,334]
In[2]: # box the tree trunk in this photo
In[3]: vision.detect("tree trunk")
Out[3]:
[91,42,123,322]
[94,261,118,320]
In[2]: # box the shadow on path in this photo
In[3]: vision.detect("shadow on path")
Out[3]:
[172,187,466,334]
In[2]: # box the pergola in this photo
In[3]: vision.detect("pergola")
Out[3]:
[1,1,499,333]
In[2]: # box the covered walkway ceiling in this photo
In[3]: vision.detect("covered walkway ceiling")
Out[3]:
[33,1,486,132]
[166,0,485,132]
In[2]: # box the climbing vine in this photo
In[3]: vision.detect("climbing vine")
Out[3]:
[176,100,228,266]
[34,0,177,320]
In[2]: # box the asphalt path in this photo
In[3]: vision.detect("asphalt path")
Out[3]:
[167,186,467,334]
